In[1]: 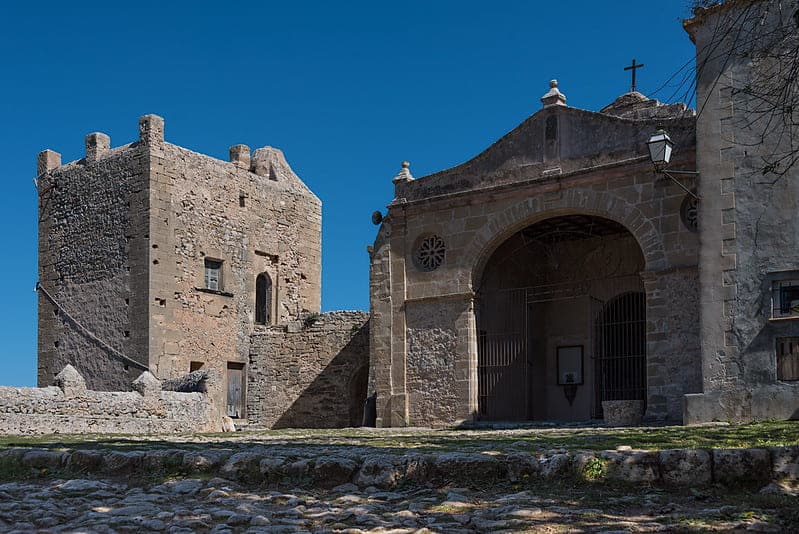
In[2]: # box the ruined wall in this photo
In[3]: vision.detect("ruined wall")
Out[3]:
[37,135,149,391]
[1,366,220,435]
[685,0,799,422]
[247,312,369,429]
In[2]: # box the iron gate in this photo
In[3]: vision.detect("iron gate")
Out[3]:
[592,291,647,418]
[477,276,646,421]
[477,288,529,420]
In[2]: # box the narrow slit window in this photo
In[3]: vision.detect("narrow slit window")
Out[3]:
[205,259,223,291]
[255,272,273,325]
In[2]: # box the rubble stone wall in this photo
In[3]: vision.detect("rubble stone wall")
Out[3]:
[0,366,220,435]
[37,143,150,391]
[247,312,370,429]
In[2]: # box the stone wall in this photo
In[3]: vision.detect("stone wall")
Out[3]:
[406,299,462,425]
[0,365,221,436]
[247,312,370,429]
[685,0,799,422]
[147,130,322,386]
[37,138,150,391]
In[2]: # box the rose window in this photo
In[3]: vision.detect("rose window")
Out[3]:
[414,235,446,272]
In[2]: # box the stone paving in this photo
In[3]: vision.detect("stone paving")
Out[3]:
[0,476,796,533]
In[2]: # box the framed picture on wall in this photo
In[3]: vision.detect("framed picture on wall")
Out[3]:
[556,345,584,385]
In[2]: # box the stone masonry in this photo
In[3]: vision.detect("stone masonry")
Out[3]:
[35,115,375,430]
[0,365,220,435]
[248,311,370,429]
[37,115,324,422]
[370,86,701,427]
[683,0,799,422]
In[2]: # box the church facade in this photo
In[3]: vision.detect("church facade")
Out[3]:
[369,0,799,427]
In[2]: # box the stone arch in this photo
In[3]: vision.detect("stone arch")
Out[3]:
[466,187,666,290]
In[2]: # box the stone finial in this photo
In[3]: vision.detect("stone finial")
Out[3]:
[229,144,251,169]
[37,149,61,176]
[541,79,567,107]
[85,132,111,162]
[54,364,86,398]
[138,114,165,145]
[132,371,161,397]
[392,161,414,184]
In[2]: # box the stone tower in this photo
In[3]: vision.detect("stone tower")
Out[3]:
[684,0,799,422]
[37,115,322,418]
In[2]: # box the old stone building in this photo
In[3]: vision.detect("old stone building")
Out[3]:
[35,0,799,431]
[37,116,368,426]
[369,0,799,427]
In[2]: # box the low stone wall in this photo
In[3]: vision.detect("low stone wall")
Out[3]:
[248,311,369,429]
[0,365,221,435]
[1,443,797,491]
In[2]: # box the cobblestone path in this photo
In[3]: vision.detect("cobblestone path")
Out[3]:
[0,477,794,533]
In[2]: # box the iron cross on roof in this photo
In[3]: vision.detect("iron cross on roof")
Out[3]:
[624,59,644,93]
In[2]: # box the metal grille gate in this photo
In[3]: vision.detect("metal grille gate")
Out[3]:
[592,291,647,419]
[477,276,646,421]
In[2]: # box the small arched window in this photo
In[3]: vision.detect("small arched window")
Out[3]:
[255,272,272,325]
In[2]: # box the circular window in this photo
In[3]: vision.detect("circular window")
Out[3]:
[680,195,699,233]
[414,235,446,272]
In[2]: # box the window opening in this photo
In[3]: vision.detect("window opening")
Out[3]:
[205,259,223,291]
[773,280,799,318]
[255,272,273,325]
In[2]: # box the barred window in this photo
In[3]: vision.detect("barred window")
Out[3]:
[776,337,799,381]
[772,280,799,318]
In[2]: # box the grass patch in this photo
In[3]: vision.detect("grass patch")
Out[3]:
[0,420,796,454]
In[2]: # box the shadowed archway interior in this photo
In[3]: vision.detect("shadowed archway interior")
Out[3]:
[476,214,647,422]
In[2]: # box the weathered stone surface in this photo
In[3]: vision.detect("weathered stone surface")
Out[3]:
[601,450,659,482]
[506,452,540,482]
[0,367,219,435]
[312,457,359,488]
[660,448,712,486]
[248,311,369,429]
[221,452,263,483]
[539,453,573,479]
[770,445,799,482]
[429,453,506,484]
[602,401,646,427]
[354,456,403,489]
[54,365,86,397]
[131,371,160,397]
[713,448,771,485]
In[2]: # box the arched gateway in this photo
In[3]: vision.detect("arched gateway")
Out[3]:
[476,214,647,421]
[369,82,702,428]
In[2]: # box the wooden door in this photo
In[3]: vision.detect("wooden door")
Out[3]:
[227,363,244,418]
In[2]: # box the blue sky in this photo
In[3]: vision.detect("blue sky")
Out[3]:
[0,1,697,386]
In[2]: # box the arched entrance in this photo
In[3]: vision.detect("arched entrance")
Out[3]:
[476,214,646,421]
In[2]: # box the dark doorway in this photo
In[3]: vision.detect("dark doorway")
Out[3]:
[348,365,369,427]
[593,292,647,417]
[476,214,647,421]
[255,272,272,325]
[227,362,245,419]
